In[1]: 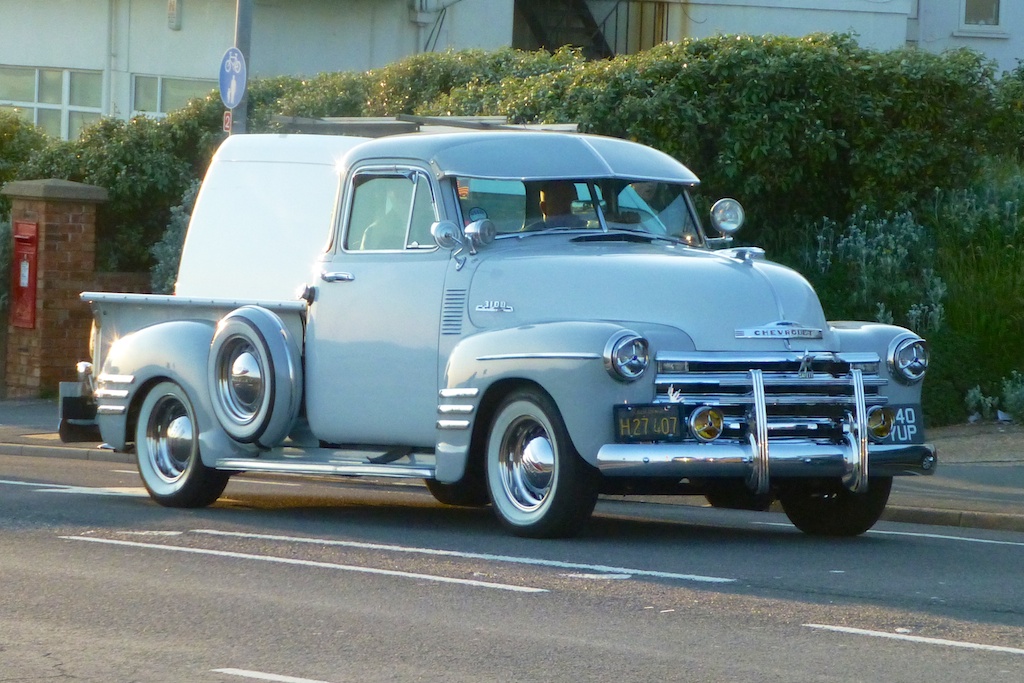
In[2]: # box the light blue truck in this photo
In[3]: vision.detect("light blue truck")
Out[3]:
[60,130,936,538]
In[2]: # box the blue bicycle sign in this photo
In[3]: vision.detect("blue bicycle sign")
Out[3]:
[219,47,247,110]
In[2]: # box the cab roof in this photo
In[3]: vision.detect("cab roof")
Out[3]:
[342,130,701,185]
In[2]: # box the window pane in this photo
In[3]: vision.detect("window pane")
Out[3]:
[347,175,414,251]
[134,76,159,112]
[456,178,526,233]
[37,108,61,137]
[69,71,101,107]
[38,69,62,104]
[0,105,32,122]
[408,175,437,247]
[0,66,35,101]
[69,111,101,139]
[160,78,214,112]
[965,0,1000,25]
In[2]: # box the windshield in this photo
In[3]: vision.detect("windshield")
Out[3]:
[454,177,703,245]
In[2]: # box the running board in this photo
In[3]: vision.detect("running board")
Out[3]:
[215,445,436,480]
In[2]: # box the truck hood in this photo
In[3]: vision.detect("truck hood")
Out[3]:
[465,235,837,352]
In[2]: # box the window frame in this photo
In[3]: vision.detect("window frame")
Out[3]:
[341,166,440,253]
[131,74,217,118]
[0,66,103,139]
[957,0,1006,36]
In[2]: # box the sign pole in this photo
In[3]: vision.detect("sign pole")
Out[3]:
[232,0,253,134]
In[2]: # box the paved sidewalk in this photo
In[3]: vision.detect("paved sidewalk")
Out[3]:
[2,399,1024,532]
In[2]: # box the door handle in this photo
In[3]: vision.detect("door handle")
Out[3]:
[320,271,355,283]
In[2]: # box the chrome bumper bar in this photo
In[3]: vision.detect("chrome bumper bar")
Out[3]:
[597,368,936,491]
[595,440,936,481]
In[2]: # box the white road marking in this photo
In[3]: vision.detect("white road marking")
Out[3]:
[38,486,149,497]
[213,668,332,683]
[60,535,546,593]
[233,478,302,487]
[193,529,735,584]
[867,528,1024,547]
[757,521,1024,547]
[561,573,632,580]
[804,624,1024,655]
[0,478,147,497]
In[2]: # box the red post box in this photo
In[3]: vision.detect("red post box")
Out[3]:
[11,220,38,329]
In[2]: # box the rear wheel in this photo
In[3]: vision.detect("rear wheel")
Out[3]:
[485,388,598,538]
[778,477,892,537]
[135,381,229,508]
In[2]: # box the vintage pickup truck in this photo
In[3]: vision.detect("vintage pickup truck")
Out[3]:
[61,130,936,538]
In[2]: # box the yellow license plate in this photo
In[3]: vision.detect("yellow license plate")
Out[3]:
[613,404,684,443]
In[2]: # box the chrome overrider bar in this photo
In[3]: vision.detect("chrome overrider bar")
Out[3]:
[596,368,937,489]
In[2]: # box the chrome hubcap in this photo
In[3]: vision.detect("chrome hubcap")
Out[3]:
[147,395,195,483]
[217,339,263,424]
[498,416,555,512]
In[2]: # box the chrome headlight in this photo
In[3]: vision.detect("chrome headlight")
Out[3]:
[604,331,649,382]
[888,335,928,384]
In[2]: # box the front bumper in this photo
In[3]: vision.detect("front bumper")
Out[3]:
[596,440,936,489]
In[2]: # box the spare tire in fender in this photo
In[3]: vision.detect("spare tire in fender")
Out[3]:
[208,305,302,449]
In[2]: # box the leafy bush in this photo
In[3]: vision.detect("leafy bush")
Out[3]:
[0,215,10,309]
[991,62,1024,156]
[1001,371,1024,423]
[17,117,193,271]
[966,384,1000,420]
[278,47,583,118]
[802,207,945,333]
[151,178,201,294]
[806,158,1024,425]
[0,111,48,215]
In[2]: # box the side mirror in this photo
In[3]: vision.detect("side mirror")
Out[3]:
[431,220,463,250]
[710,198,745,236]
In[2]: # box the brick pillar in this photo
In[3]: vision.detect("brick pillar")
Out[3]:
[2,179,108,398]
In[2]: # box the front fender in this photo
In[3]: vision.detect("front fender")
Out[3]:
[831,321,927,406]
[437,321,694,480]
[831,321,929,444]
[97,320,251,461]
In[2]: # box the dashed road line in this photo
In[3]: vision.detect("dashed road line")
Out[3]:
[804,624,1024,655]
[60,535,547,593]
[213,668,333,683]
[193,528,735,584]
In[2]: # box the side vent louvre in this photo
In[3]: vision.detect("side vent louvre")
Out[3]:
[442,289,467,335]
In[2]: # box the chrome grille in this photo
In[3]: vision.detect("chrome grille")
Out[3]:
[654,351,886,441]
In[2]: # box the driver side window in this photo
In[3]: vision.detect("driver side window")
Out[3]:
[345,171,437,251]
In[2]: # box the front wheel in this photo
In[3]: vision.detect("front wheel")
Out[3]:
[485,388,598,538]
[424,477,489,508]
[135,381,229,508]
[778,477,892,537]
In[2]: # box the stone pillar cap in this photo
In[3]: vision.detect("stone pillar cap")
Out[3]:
[1,178,108,203]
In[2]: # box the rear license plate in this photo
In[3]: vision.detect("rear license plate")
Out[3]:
[613,404,684,443]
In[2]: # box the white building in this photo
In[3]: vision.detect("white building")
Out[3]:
[1,1,1019,139]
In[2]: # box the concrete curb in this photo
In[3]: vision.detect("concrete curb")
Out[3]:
[881,505,1024,533]
[0,442,132,464]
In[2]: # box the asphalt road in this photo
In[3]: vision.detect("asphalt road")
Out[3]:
[2,454,1024,682]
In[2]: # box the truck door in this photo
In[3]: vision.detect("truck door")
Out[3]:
[305,166,450,447]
